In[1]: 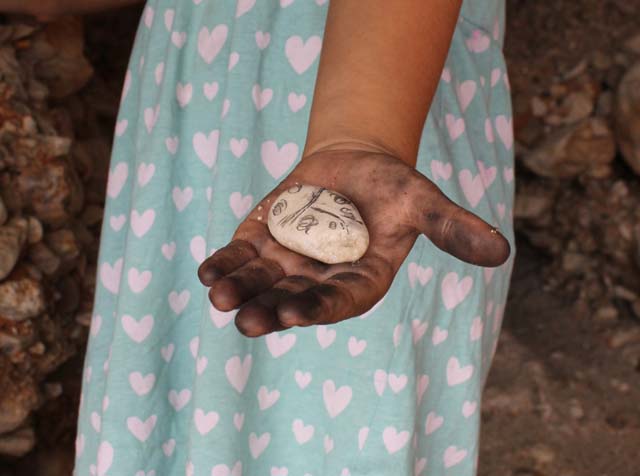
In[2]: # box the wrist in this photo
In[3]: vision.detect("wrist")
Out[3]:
[303,79,425,167]
[303,129,418,168]
[303,136,407,159]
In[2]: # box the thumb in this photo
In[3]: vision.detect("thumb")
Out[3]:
[410,176,511,268]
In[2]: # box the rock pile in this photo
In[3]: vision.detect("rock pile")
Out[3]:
[0,15,120,460]
[512,33,640,322]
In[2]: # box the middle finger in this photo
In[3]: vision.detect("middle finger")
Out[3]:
[235,275,318,337]
[208,257,285,311]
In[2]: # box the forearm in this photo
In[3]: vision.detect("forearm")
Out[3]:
[2,0,143,18]
[303,0,463,167]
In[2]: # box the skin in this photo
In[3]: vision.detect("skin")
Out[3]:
[199,0,511,337]
[5,0,512,337]
[198,148,510,338]
[303,0,466,166]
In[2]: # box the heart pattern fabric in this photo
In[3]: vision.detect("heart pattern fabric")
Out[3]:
[73,1,515,476]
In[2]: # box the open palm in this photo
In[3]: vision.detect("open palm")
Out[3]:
[198,149,510,337]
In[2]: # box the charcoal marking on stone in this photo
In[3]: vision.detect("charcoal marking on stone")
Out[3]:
[310,205,350,234]
[277,186,325,228]
[339,206,363,224]
[296,214,319,234]
[329,192,350,205]
[272,199,287,216]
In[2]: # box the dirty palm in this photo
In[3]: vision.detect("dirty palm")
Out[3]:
[198,149,510,338]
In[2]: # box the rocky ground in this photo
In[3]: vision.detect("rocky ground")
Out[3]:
[479,241,640,476]
[480,0,640,474]
[0,1,639,475]
[0,9,140,475]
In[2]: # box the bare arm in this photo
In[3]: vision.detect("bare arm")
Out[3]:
[198,0,510,337]
[303,0,463,168]
[0,0,144,19]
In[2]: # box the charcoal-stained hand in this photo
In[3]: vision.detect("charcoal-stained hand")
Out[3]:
[198,149,510,338]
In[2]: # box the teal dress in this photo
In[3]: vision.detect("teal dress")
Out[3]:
[73,1,515,475]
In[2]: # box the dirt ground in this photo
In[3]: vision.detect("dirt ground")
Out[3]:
[478,240,640,476]
[479,1,640,474]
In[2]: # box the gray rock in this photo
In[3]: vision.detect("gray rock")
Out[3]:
[513,184,556,224]
[615,62,640,175]
[0,330,34,356]
[0,277,46,321]
[558,91,594,124]
[27,242,61,276]
[45,228,80,263]
[521,117,615,179]
[530,96,548,117]
[0,224,26,281]
[267,184,369,264]
[0,385,38,435]
[0,196,6,226]
[26,216,43,244]
[624,33,640,55]
[525,443,556,467]
[607,327,640,349]
[593,305,619,323]
[561,252,589,274]
[0,426,35,457]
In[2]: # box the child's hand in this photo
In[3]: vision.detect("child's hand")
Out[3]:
[198,149,510,338]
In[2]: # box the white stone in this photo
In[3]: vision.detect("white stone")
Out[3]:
[267,184,369,264]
